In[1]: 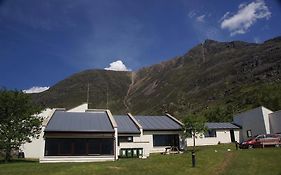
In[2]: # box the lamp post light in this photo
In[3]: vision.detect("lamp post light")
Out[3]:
[192,150,196,167]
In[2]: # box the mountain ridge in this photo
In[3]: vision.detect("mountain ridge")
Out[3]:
[32,36,281,120]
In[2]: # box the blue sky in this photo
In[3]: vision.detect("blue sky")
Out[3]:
[0,0,280,92]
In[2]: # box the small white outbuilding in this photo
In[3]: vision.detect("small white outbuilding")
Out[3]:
[185,122,240,146]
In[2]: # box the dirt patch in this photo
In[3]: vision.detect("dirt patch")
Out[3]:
[108,166,123,170]
[212,152,236,175]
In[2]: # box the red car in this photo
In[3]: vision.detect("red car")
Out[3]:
[240,134,281,149]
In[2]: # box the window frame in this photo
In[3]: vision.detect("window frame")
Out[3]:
[246,130,252,138]
[118,136,133,146]
[153,134,179,147]
[44,138,114,156]
[204,129,217,138]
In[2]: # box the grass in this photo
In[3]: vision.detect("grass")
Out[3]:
[222,147,281,175]
[0,144,281,175]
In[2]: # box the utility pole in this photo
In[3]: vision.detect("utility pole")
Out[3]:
[106,85,109,109]
[131,71,134,85]
[201,42,206,63]
[87,82,90,104]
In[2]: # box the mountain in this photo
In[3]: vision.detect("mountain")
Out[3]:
[32,36,281,120]
[32,70,131,114]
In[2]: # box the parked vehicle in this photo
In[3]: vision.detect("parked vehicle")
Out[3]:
[239,134,281,149]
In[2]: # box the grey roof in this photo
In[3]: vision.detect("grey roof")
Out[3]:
[206,122,240,129]
[45,111,114,132]
[113,115,140,134]
[134,115,182,131]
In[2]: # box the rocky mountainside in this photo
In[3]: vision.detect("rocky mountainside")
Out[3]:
[32,36,281,120]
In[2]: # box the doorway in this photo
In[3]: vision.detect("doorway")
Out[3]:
[230,130,235,142]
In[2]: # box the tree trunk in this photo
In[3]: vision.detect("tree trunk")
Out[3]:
[193,133,195,152]
[5,147,11,163]
[192,133,196,167]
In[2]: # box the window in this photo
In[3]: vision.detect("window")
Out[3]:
[45,139,59,156]
[118,136,133,146]
[88,139,101,155]
[45,138,114,156]
[60,139,72,155]
[256,135,264,139]
[246,130,252,137]
[205,129,217,137]
[73,139,87,155]
[153,134,179,147]
[118,136,133,142]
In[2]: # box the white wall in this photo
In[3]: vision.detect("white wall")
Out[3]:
[117,131,182,157]
[262,107,272,134]
[20,108,53,159]
[185,129,239,146]
[269,110,281,134]
[67,103,88,112]
[20,128,45,159]
[118,136,150,157]
[234,130,240,143]
[233,107,272,141]
[40,156,115,163]
[21,103,89,159]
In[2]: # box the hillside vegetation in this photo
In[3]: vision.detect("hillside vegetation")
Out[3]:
[32,36,281,120]
[32,70,131,114]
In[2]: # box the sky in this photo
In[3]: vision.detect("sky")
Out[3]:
[0,0,281,92]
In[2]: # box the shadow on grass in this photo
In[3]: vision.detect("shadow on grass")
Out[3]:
[0,158,38,164]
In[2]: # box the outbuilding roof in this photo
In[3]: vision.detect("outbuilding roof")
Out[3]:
[113,115,140,134]
[134,115,182,131]
[206,122,240,129]
[45,111,114,133]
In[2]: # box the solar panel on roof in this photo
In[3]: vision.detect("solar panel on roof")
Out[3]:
[134,115,182,130]
[45,111,114,132]
[113,115,140,133]
[206,122,240,129]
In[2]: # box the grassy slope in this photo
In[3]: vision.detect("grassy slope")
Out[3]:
[223,148,281,175]
[32,70,131,114]
[1,144,281,175]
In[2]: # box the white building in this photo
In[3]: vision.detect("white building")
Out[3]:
[20,104,242,162]
[20,103,89,159]
[21,103,185,162]
[19,108,53,159]
[114,114,183,158]
[186,123,240,146]
[38,109,183,163]
[40,109,118,163]
[233,106,281,142]
[269,110,281,134]
[21,104,281,163]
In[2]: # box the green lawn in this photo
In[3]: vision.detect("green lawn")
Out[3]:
[1,144,281,175]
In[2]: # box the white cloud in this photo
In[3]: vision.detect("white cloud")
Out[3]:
[220,0,271,36]
[188,10,197,18]
[104,60,131,71]
[23,86,50,93]
[254,37,261,43]
[219,12,231,22]
[239,2,247,9]
[196,15,205,23]
[188,10,206,23]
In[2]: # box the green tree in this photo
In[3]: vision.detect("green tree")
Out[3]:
[0,89,42,162]
[182,114,207,152]
[202,106,233,122]
[182,114,207,167]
